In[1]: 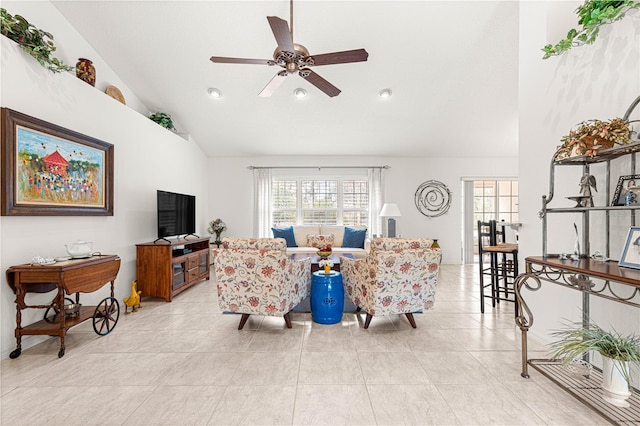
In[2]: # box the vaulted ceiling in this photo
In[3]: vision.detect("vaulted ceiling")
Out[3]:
[52,1,519,158]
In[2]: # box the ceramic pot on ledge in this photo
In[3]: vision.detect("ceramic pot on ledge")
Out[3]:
[76,58,96,87]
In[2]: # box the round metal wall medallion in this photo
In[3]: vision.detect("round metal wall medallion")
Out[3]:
[415,180,451,218]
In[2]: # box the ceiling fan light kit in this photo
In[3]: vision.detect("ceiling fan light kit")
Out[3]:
[210,0,368,98]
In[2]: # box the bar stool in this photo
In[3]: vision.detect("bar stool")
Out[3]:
[477,220,519,316]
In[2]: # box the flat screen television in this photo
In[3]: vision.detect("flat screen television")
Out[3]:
[157,190,196,239]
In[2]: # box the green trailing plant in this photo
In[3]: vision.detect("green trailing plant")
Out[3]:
[550,320,640,386]
[0,8,72,73]
[149,112,175,131]
[542,0,640,59]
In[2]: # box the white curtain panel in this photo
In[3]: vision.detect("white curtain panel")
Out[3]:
[368,167,383,237]
[253,168,272,238]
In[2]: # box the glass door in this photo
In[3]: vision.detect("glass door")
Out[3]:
[462,179,519,263]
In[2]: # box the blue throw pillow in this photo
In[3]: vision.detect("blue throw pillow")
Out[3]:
[343,227,367,249]
[272,226,297,247]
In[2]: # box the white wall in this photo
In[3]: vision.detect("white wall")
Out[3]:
[518,0,640,353]
[0,3,209,358]
[208,155,518,265]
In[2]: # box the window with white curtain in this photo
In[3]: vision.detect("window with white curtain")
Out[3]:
[272,177,369,227]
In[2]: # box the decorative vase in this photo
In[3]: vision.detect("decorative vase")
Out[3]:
[214,231,222,246]
[75,58,96,86]
[324,265,331,274]
[317,250,332,259]
[601,356,631,408]
[432,239,440,248]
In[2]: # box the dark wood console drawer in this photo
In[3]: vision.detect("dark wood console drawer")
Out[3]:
[187,267,199,281]
[187,254,199,269]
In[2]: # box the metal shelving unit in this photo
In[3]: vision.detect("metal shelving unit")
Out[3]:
[515,96,640,425]
[529,359,640,425]
[540,142,640,258]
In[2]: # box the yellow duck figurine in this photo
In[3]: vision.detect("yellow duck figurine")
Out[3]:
[123,280,142,314]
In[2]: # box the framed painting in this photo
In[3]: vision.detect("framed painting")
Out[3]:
[619,227,640,269]
[611,174,640,206]
[1,108,114,215]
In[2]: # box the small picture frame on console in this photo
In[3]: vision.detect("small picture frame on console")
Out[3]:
[619,227,640,269]
[611,174,640,206]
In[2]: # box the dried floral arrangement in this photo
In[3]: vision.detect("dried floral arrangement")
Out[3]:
[554,117,632,160]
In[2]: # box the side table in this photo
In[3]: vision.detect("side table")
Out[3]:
[6,255,121,358]
[311,270,344,324]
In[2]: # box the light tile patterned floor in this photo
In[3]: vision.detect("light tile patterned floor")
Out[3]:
[1,265,608,425]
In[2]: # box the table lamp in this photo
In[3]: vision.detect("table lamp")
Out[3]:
[380,203,402,237]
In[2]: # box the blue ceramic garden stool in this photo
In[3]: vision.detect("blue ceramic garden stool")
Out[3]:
[311,270,344,324]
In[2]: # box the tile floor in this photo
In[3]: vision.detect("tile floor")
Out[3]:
[0,265,608,425]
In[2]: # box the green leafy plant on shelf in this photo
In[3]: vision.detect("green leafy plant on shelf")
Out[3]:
[550,320,640,386]
[149,112,175,131]
[542,0,640,59]
[0,8,73,73]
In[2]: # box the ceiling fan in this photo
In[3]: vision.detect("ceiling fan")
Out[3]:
[210,0,368,97]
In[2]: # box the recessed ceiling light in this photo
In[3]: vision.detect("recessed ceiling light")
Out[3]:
[207,87,222,98]
[294,88,307,98]
[378,89,392,99]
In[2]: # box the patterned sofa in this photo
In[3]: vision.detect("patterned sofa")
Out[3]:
[212,237,311,329]
[272,225,370,259]
[341,238,441,329]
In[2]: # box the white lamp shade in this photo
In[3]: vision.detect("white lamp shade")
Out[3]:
[380,203,402,217]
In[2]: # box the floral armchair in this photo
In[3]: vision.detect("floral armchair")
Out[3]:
[212,237,311,330]
[341,238,441,329]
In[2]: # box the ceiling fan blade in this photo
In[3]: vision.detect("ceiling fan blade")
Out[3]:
[267,16,295,53]
[300,70,341,97]
[310,49,369,66]
[210,56,272,65]
[259,72,287,97]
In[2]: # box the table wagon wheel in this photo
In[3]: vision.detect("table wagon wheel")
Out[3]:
[43,297,75,322]
[92,297,120,335]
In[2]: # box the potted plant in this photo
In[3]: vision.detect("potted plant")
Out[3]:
[550,320,640,407]
[554,117,632,160]
[208,218,227,246]
[149,112,175,131]
[542,1,640,59]
[318,258,334,274]
[0,8,73,73]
